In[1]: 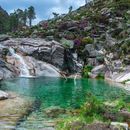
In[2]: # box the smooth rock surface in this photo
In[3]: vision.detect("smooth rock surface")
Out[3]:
[0,90,9,100]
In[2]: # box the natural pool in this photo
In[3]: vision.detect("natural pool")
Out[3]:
[0,77,130,130]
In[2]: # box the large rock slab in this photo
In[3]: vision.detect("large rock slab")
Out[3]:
[91,64,106,75]
[0,38,82,75]
[0,35,9,42]
[1,38,64,69]
[0,92,33,130]
[0,90,9,100]
[0,66,16,80]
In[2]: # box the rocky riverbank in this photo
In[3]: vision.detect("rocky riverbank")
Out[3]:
[2,0,129,85]
[0,92,33,130]
[0,36,83,79]
[0,35,130,86]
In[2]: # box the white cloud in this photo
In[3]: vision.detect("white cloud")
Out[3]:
[32,16,42,25]
[46,0,85,20]
[0,0,86,24]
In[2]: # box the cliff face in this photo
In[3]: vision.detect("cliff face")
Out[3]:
[0,37,83,80]
[1,0,130,83]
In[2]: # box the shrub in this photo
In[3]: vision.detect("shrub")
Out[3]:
[111,0,130,10]
[96,73,104,79]
[82,65,93,78]
[61,38,74,48]
[121,39,130,54]
[81,94,103,114]
[82,37,93,44]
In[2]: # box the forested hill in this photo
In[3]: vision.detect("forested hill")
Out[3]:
[0,6,9,33]
[0,0,130,83]
[0,5,35,34]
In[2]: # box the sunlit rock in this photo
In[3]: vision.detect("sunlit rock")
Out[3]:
[0,90,9,100]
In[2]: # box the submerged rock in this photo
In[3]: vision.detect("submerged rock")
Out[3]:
[43,106,66,118]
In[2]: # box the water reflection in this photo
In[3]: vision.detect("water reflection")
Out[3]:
[0,77,129,108]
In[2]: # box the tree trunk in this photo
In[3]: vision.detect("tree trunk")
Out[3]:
[29,19,32,27]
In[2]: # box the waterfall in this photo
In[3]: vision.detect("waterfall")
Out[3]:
[9,48,30,77]
[74,74,78,86]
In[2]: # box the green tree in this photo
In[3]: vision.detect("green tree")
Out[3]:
[9,12,19,31]
[0,6,10,33]
[52,12,59,18]
[69,6,73,13]
[16,9,24,28]
[23,9,28,26]
[27,6,36,27]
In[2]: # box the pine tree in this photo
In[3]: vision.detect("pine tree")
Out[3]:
[9,12,19,31]
[23,9,28,26]
[27,6,36,27]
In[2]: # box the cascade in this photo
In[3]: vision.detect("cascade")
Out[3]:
[9,48,30,77]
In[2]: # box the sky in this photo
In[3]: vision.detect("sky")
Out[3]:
[0,0,86,25]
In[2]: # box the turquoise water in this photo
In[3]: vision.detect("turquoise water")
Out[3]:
[0,77,130,130]
[0,77,130,109]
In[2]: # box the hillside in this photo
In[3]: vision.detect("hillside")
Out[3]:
[0,6,10,33]
[10,0,130,83]
[0,1,130,130]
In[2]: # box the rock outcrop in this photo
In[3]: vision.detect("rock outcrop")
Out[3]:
[0,90,9,100]
[1,0,130,84]
[0,38,82,79]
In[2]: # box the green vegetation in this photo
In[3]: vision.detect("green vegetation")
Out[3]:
[121,39,130,55]
[96,73,104,79]
[61,38,74,48]
[82,65,93,78]
[28,6,36,27]
[80,94,104,123]
[0,6,36,34]
[56,93,130,130]
[82,37,93,44]
[112,0,130,10]
[0,6,10,33]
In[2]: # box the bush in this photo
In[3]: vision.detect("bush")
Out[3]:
[96,73,104,79]
[121,39,130,54]
[80,93,104,117]
[82,65,93,78]
[56,93,130,130]
[82,37,93,44]
[61,38,74,48]
[111,0,130,10]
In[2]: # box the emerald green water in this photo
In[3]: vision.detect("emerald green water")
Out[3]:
[0,77,130,108]
[0,77,130,130]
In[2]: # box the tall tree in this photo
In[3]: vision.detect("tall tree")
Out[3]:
[16,9,24,28]
[0,6,10,33]
[69,6,73,13]
[23,9,28,26]
[9,12,19,31]
[27,6,36,27]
